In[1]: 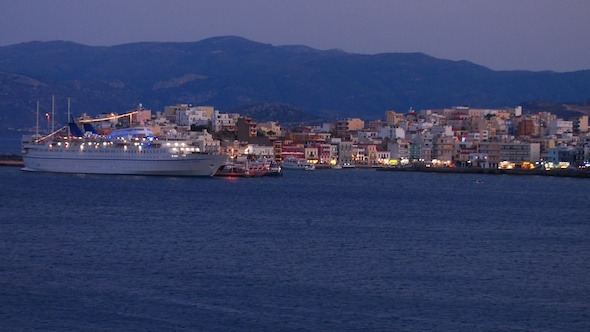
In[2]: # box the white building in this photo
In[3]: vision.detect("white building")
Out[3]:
[176,106,211,126]
[377,126,405,139]
[387,139,411,160]
[548,119,573,136]
[430,125,453,137]
[212,110,238,132]
[191,130,220,153]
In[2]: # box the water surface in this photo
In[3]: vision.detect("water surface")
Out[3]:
[1,168,589,330]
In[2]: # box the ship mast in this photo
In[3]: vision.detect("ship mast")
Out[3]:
[36,101,40,137]
[67,97,71,137]
[51,95,55,133]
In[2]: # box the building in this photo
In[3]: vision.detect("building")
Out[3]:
[336,118,365,134]
[544,146,586,167]
[571,115,589,134]
[517,117,537,137]
[377,126,405,140]
[176,106,212,126]
[385,110,405,126]
[548,119,573,136]
[212,110,238,133]
[478,142,541,168]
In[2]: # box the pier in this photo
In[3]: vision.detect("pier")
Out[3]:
[0,155,23,167]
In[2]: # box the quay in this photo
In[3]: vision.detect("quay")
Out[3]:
[0,155,23,167]
[376,166,590,178]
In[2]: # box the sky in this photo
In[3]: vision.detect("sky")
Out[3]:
[1,0,589,72]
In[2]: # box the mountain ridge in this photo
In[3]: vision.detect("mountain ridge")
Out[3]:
[0,36,589,129]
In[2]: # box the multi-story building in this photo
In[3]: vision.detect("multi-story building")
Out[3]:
[191,130,221,154]
[517,117,536,137]
[176,106,211,126]
[257,121,283,138]
[336,118,365,134]
[544,146,586,167]
[548,119,573,136]
[236,117,258,141]
[571,115,589,134]
[478,142,541,168]
[376,150,391,165]
[331,139,353,166]
[304,146,319,163]
[385,110,405,126]
[433,136,454,162]
[212,110,238,133]
[387,139,411,161]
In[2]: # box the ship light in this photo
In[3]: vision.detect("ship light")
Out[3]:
[103,142,107,146]
[57,142,62,146]
[174,143,179,147]
[181,143,186,147]
[166,143,171,146]
[172,148,178,152]
[80,145,84,150]
[124,145,127,151]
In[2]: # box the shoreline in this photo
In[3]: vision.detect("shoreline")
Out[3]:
[376,166,590,178]
[2,153,589,178]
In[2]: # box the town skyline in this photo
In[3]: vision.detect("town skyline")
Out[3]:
[57,101,589,171]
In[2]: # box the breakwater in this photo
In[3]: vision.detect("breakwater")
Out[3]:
[0,154,23,167]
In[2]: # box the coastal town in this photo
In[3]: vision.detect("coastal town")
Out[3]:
[57,102,590,173]
[3,102,590,176]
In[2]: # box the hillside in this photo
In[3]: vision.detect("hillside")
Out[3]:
[1,36,589,129]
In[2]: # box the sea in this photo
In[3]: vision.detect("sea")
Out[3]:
[1,139,589,330]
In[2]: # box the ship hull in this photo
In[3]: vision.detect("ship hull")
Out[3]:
[22,144,227,177]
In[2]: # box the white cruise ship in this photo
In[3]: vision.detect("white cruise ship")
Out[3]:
[21,125,227,177]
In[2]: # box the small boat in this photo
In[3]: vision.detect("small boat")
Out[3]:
[331,164,343,170]
[215,162,266,177]
[265,161,283,176]
[282,157,315,171]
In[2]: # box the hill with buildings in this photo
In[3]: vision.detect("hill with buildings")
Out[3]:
[1,36,590,130]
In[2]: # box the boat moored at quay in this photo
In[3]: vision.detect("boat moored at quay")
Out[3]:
[281,157,315,171]
[21,125,227,177]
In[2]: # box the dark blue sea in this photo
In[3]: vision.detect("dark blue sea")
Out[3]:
[1,166,589,331]
[0,136,22,155]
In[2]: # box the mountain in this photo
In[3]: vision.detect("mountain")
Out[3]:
[1,36,589,130]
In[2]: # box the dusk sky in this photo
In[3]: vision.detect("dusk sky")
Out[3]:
[1,0,589,72]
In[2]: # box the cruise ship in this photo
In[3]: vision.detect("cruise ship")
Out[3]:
[21,124,227,177]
